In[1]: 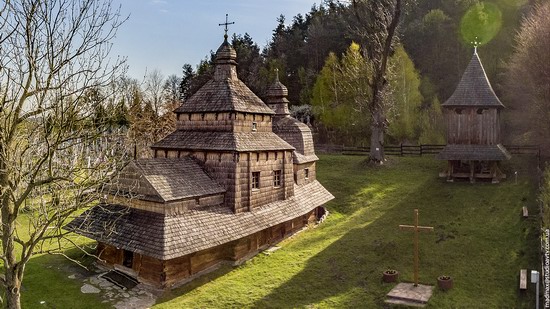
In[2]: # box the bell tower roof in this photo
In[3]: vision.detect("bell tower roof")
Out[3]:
[442,52,504,108]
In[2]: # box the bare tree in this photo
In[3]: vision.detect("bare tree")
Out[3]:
[0,1,127,307]
[144,69,165,117]
[351,0,403,163]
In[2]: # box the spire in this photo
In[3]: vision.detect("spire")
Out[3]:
[214,14,237,81]
[266,69,290,117]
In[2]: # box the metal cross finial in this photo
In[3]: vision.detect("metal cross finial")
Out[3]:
[471,36,480,55]
[219,14,235,40]
[275,68,279,81]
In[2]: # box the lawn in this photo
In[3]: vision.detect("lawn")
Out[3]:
[154,155,539,308]
[6,155,540,308]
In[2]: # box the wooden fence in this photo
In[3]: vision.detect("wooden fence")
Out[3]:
[316,144,540,157]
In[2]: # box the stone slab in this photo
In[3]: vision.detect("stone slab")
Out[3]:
[385,283,434,307]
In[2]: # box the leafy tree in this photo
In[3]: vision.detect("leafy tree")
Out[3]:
[180,64,195,101]
[232,33,264,94]
[0,1,126,307]
[311,43,371,145]
[386,46,423,143]
[503,2,550,153]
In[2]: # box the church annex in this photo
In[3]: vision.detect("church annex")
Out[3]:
[65,36,334,288]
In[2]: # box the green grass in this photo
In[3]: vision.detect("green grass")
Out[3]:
[4,155,539,308]
[20,248,110,309]
[154,155,539,308]
[0,211,109,309]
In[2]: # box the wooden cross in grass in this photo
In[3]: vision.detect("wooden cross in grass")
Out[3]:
[399,209,434,287]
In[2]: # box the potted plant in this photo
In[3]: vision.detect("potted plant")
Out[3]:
[382,269,399,283]
[437,275,453,290]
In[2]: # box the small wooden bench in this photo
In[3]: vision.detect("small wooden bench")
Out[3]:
[522,207,529,218]
[520,269,527,290]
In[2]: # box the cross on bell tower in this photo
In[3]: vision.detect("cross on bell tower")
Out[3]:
[471,36,480,55]
[219,14,235,41]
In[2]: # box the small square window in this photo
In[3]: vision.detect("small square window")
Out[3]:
[252,172,260,189]
[273,170,281,187]
[252,122,257,131]
[304,168,309,179]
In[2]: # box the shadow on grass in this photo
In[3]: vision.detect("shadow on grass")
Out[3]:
[249,156,539,308]
[20,244,110,309]
[154,155,539,308]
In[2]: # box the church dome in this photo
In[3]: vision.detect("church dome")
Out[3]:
[215,37,237,66]
[266,75,288,98]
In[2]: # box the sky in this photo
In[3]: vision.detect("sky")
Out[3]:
[111,0,317,80]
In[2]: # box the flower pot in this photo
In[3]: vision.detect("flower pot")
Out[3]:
[437,275,453,291]
[383,270,399,283]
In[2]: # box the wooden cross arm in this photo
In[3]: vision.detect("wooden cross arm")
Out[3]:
[399,224,434,232]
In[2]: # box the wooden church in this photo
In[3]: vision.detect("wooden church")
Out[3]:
[65,35,333,288]
[437,50,511,183]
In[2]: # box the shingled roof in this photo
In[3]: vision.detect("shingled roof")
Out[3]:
[274,117,318,164]
[174,79,275,114]
[108,157,225,202]
[65,180,334,260]
[442,53,504,108]
[151,130,295,152]
[174,39,274,115]
[437,144,511,161]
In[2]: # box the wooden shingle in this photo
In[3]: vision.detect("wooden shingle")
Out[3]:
[151,130,295,152]
[442,53,504,108]
[108,157,225,202]
[437,144,511,161]
[65,180,334,260]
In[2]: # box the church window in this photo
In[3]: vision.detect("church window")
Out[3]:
[201,113,205,120]
[273,170,281,187]
[455,108,463,115]
[305,168,309,179]
[476,108,486,115]
[252,172,260,189]
[188,113,192,120]
[252,122,257,131]
[215,113,219,120]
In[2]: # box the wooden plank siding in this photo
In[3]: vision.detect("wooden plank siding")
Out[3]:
[445,108,500,145]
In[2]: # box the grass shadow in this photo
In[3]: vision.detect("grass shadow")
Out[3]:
[154,155,540,308]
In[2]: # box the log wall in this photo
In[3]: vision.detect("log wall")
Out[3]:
[294,162,316,186]
[176,112,273,133]
[445,107,500,145]
[96,208,320,289]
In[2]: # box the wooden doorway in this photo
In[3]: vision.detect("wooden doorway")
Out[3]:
[122,250,133,268]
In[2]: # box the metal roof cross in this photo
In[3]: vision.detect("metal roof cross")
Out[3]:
[219,14,235,40]
[471,36,480,55]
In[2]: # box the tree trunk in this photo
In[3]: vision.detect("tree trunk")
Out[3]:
[369,110,385,163]
[4,271,22,309]
[1,205,23,309]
